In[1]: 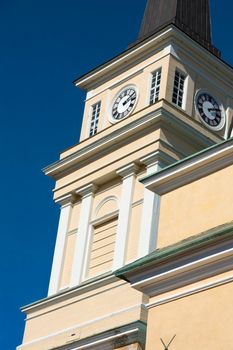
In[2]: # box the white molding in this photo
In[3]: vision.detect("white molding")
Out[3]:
[146,274,233,309]
[55,193,75,207]
[48,196,74,296]
[94,195,119,220]
[140,151,176,172]
[113,163,139,270]
[75,27,173,88]
[22,274,120,314]
[142,138,233,195]
[91,210,119,227]
[17,305,145,349]
[131,246,233,297]
[116,163,140,178]
[74,26,233,91]
[84,44,173,102]
[70,185,97,287]
[76,184,98,198]
[43,101,220,180]
[71,328,139,350]
[138,191,161,258]
[138,151,175,258]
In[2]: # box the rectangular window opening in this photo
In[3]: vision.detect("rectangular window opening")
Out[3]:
[172,70,186,108]
[150,68,162,105]
[89,101,101,137]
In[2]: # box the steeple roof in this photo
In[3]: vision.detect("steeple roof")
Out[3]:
[136,0,220,57]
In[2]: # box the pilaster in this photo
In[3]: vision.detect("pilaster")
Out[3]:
[113,163,139,270]
[70,184,98,287]
[48,194,75,296]
[138,151,175,258]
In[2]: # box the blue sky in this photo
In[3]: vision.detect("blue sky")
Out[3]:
[0,1,232,349]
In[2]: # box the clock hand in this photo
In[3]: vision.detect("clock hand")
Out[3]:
[208,108,221,112]
[123,97,131,106]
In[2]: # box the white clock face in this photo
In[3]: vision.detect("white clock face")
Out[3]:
[195,91,225,131]
[111,87,137,121]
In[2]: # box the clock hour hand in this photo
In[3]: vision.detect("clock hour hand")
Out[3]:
[123,97,131,106]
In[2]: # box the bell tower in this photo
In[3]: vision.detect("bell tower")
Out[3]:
[18,1,233,350]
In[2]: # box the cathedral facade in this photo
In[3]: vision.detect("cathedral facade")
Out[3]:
[18,1,233,349]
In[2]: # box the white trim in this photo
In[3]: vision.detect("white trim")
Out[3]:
[48,195,74,296]
[138,191,161,257]
[113,163,139,270]
[148,67,162,106]
[142,138,233,194]
[94,195,119,220]
[87,101,101,138]
[131,246,233,297]
[172,69,187,110]
[70,185,97,287]
[17,304,144,349]
[71,328,139,350]
[146,274,233,309]
[84,44,175,103]
[22,275,120,314]
[43,101,220,180]
[139,158,161,258]
[74,26,233,91]
[138,152,175,258]
[75,28,173,88]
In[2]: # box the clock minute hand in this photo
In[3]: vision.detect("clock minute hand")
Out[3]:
[123,97,131,106]
[208,108,221,112]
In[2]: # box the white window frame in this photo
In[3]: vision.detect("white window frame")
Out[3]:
[149,68,162,105]
[172,70,187,109]
[89,101,101,137]
[82,210,119,281]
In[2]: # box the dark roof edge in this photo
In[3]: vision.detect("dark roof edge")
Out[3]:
[73,24,230,88]
[115,221,233,279]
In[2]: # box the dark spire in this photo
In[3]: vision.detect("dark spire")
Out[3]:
[136,0,220,57]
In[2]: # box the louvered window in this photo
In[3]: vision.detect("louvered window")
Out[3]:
[88,217,117,278]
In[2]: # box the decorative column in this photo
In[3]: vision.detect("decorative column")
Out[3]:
[113,163,139,270]
[138,152,175,258]
[48,194,74,296]
[70,184,97,287]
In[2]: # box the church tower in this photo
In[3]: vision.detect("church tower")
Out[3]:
[18,1,233,350]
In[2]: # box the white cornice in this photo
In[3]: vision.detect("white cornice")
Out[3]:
[43,102,220,181]
[146,273,233,309]
[131,245,233,297]
[74,26,233,91]
[141,138,233,195]
[116,163,140,178]
[76,183,98,198]
[21,274,120,314]
[74,27,173,89]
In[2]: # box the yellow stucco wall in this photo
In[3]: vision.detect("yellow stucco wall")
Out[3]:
[22,280,146,350]
[146,275,233,350]
[158,164,233,248]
